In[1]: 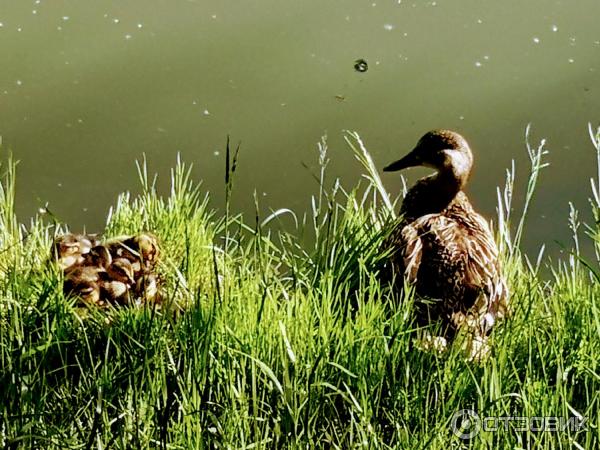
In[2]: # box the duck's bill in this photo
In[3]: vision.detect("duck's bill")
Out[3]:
[383,150,420,172]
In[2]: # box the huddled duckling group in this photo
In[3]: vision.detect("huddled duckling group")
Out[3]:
[53,232,161,307]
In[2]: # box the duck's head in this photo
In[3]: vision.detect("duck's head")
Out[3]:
[383,130,473,180]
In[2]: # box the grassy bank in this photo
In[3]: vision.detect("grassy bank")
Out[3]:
[1,130,599,449]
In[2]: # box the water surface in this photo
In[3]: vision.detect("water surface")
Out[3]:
[1,0,599,256]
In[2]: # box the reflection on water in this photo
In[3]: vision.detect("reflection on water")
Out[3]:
[0,0,599,257]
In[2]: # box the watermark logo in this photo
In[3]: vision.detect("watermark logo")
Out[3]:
[450,409,587,439]
[451,409,481,439]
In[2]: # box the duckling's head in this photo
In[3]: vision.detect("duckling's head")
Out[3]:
[53,234,96,270]
[107,258,135,286]
[383,130,473,179]
[134,232,160,266]
[84,245,112,268]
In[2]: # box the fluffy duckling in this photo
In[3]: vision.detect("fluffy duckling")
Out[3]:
[132,232,160,267]
[82,245,112,269]
[104,232,159,276]
[134,272,160,303]
[64,265,102,305]
[107,258,135,284]
[53,233,99,270]
[100,258,135,304]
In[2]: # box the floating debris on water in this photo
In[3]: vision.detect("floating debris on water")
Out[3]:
[383,24,394,31]
[354,58,368,72]
[552,24,558,32]
[533,37,540,44]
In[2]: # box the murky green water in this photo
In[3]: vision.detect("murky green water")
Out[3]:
[1,0,599,255]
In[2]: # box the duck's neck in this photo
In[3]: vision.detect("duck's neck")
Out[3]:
[433,165,469,198]
[401,166,470,221]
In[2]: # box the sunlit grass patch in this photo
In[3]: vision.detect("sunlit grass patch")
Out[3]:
[0,128,599,449]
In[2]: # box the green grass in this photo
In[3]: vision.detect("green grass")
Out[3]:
[1,129,599,449]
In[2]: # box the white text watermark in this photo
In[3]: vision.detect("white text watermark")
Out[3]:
[450,409,587,439]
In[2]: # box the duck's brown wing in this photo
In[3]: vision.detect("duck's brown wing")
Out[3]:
[459,212,509,324]
[389,213,508,331]
[383,219,422,287]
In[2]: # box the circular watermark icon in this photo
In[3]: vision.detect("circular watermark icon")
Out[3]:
[451,409,481,439]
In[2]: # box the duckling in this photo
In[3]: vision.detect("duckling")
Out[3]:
[99,258,135,304]
[383,130,508,353]
[53,233,99,270]
[82,245,112,269]
[99,279,129,305]
[102,233,155,273]
[63,265,102,305]
[134,272,160,304]
[107,258,135,285]
[133,232,160,267]
[120,232,160,273]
